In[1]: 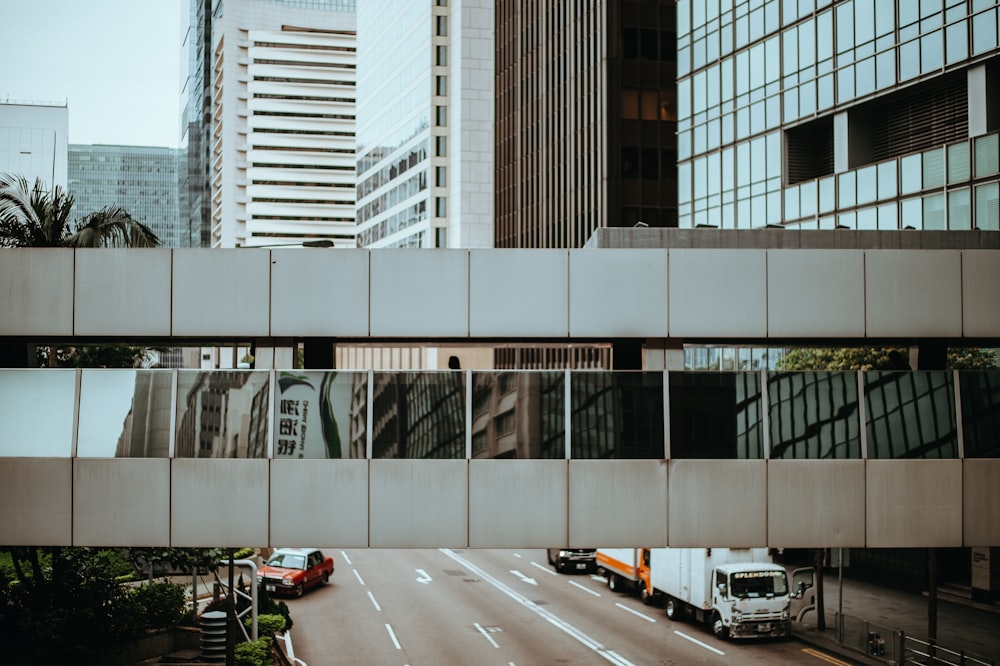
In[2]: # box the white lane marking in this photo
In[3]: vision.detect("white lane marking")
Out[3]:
[510,570,537,585]
[513,553,522,558]
[530,561,557,576]
[385,624,401,650]
[475,622,500,648]
[340,550,352,565]
[673,630,725,656]
[615,603,656,623]
[367,590,381,611]
[569,580,601,597]
[415,568,432,584]
[353,569,365,586]
[441,549,635,666]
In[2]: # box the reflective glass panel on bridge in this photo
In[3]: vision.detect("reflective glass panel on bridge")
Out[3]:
[471,371,565,459]
[78,369,172,457]
[0,369,75,457]
[371,371,466,459]
[958,371,1000,458]
[864,371,958,459]
[273,370,367,459]
[174,370,271,458]
[570,371,665,459]
[668,372,764,458]
[767,371,861,459]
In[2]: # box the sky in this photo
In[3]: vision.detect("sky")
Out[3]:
[1,0,183,148]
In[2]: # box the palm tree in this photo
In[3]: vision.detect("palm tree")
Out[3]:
[0,173,160,248]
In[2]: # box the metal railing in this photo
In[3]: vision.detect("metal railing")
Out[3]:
[835,612,897,662]
[833,613,996,666]
[900,634,995,666]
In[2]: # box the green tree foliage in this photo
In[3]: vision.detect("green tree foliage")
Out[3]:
[245,612,287,636]
[235,636,274,666]
[778,346,997,371]
[0,174,160,248]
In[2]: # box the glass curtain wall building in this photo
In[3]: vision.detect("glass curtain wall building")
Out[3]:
[68,144,183,248]
[677,0,1000,230]
[180,0,213,247]
[356,0,494,249]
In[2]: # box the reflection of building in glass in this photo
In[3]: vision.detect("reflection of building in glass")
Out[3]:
[348,372,368,459]
[369,372,464,458]
[571,372,666,459]
[668,372,761,459]
[115,371,174,458]
[470,372,564,459]
[959,371,1000,457]
[768,372,861,459]
[864,371,957,458]
[175,372,270,458]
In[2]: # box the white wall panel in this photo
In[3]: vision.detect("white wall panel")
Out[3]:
[866,460,962,547]
[668,250,767,337]
[470,250,569,337]
[171,459,269,547]
[668,460,767,546]
[172,249,271,337]
[73,458,170,546]
[569,460,667,547]
[270,460,368,548]
[270,249,369,337]
[767,250,865,337]
[74,249,172,336]
[0,459,72,545]
[767,460,865,547]
[469,460,566,548]
[961,251,1000,337]
[569,250,668,337]
[964,459,1000,546]
[369,250,469,337]
[865,250,962,338]
[369,460,468,547]
[0,249,74,336]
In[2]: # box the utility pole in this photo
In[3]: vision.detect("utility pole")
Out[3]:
[227,548,235,666]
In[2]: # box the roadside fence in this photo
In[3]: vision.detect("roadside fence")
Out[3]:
[833,613,995,666]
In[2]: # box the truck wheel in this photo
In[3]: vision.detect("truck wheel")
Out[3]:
[711,612,729,640]
[665,597,680,621]
[608,574,619,592]
[640,585,654,605]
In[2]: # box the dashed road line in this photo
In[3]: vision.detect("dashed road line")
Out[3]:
[569,580,601,597]
[475,622,501,648]
[615,602,657,623]
[673,630,725,655]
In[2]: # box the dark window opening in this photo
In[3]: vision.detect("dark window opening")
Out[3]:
[785,116,834,186]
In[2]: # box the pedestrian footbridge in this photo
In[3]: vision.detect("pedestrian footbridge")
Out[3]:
[0,241,998,549]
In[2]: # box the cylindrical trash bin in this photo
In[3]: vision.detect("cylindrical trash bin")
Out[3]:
[200,610,227,662]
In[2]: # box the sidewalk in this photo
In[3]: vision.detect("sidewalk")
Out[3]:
[791,573,1000,665]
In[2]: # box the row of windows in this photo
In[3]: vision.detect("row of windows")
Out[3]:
[12,369,998,460]
[356,199,427,247]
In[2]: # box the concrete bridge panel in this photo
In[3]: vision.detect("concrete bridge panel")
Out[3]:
[270,249,370,337]
[270,459,369,548]
[568,459,668,548]
[469,459,566,548]
[172,249,272,337]
[767,460,865,547]
[369,459,468,548]
[0,458,72,545]
[963,459,1000,545]
[668,460,767,546]
[470,249,569,337]
[866,460,963,547]
[170,459,270,547]
[767,250,866,338]
[668,249,767,338]
[569,249,668,337]
[74,249,172,336]
[0,249,74,336]
[370,250,469,337]
[73,458,170,546]
[865,250,963,338]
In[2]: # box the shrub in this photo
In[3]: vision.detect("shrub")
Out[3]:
[130,580,188,629]
[245,612,286,636]
[235,636,273,666]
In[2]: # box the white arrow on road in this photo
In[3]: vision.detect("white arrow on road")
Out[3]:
[510,570,537,586]
[415,569,432,584]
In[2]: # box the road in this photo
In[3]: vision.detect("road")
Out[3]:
[283,548,859,666]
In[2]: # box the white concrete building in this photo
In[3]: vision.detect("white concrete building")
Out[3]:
[211,0,356,248]
[355,0,494,249]
[0,101,68,191]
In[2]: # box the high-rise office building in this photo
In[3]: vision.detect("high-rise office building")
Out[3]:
[210,0,357,248]
[68,144,183,248]
[495,1,678,249]
[180,0,213,247]
[355,0,495,249]
[676,0,1000,231]
[0,101,68,191]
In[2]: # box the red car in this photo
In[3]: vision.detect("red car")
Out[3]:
[257,548,334,597]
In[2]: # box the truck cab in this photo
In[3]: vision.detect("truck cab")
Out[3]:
[712,562,793,638]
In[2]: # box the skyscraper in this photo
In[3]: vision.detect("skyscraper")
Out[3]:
[68,144,182,248]
[180,0,213,247]
[211,0,357,248]
[356,0,495,249]
[495,1,678,249]
[676,0,1000,231]
[0,101,68,191]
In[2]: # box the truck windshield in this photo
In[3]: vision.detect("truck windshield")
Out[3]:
[729,570,788,598]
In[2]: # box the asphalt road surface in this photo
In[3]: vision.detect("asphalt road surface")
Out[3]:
[283,548,858,666]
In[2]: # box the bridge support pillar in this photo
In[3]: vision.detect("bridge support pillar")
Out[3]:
[303,338,335,370]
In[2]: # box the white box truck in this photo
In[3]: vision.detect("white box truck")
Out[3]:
[597,548,815,639]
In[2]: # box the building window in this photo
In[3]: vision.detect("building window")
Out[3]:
[435,166,447,187]
[436,75,447,96]
[436,105,447,127]
[436,136,447,157]
[436,15,447,37]
[435,197,447,217]
[436,45,447,67]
